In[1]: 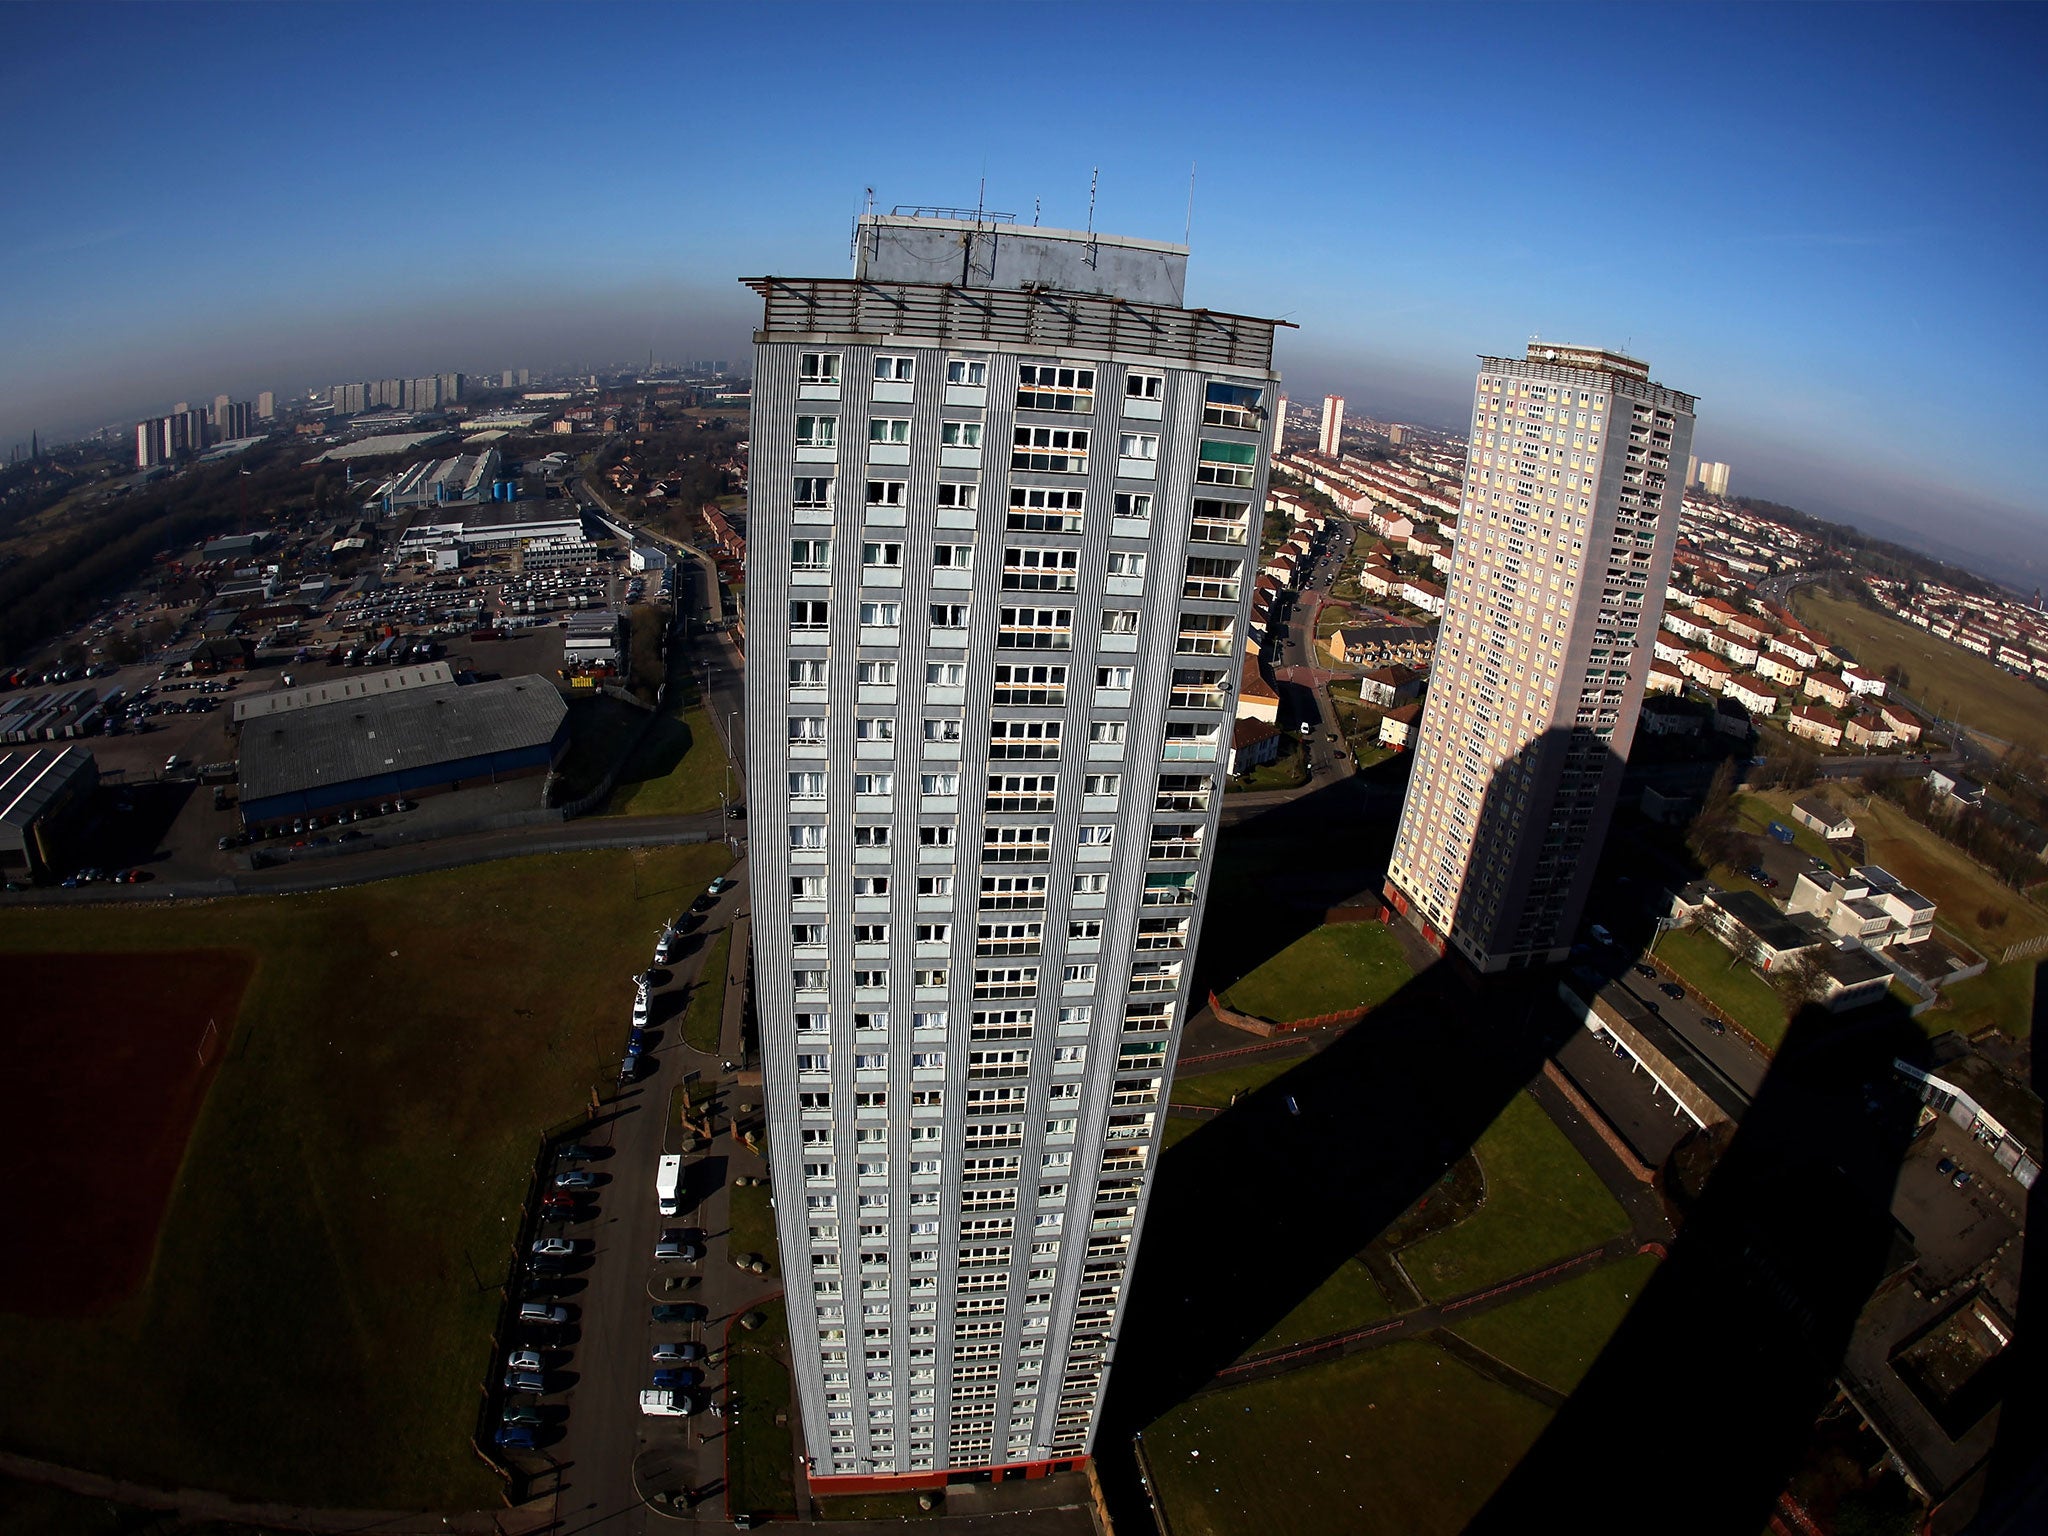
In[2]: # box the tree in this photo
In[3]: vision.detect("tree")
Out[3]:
[1770,949,1827,1014]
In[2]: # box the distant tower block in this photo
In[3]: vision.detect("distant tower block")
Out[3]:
[1319,394,1345,457]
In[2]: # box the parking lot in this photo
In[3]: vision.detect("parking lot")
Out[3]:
[484,869,787,1519]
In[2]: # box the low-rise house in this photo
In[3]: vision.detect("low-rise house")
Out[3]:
[1237,653,1280,724]
[1804,672,1853,709]
[1786,864,1937,949]
[1844,712,1895,750]
[1396,576,1445,615]
[1357,663,1424,708]
[1646,660,1685,695]
[1378,701,1424,749]
[1791,794,1857,841]
[1842,664,1887,698]
[1724,676,1778,715]
[1228,717,1281,775]
[1787,705,1843,748]
[1928,768,1986,806]
[1683,649,1736,692]
[1756,651,1805,687]
[1878,702,1923,744]
[1701,888,1824,973]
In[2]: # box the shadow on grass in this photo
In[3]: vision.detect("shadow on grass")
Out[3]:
[1104,730,1933,1536]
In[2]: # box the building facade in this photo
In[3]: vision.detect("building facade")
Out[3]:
[743,212,1278,1491]
[1384,343,1696,971]
[1319,392,1345,456]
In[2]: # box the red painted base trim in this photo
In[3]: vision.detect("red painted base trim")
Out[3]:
[808,1455,1090,1497]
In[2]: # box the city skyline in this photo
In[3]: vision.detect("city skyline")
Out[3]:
[2,3,2042,571]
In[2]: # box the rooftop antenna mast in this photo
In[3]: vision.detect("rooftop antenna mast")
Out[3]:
[1084,167,1099,269]
[1185,160,1196,247]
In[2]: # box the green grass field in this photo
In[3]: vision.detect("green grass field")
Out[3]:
[1246,1258,1394,1355]
[1169,1055,1300,1109]
[1854,794,2048,951]
[1398,1093,1630,1302]
[0,845,730,1507]
[1732,791,1848,869]
[726,1299,797,1521]
[1932,959,2037,1041]
[728,1181,777,1275]
[603,665,726,818]
[1219,922,1415,1024]
[1227,734,1311,793]
[1794,588,2048,755]
[1144,1338,1551,1536]
[684,927,732,1052]
[1450,1252,1659,1394]
[1653,924,1791,1050]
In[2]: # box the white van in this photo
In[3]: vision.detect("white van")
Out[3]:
[656,1154,682,1217]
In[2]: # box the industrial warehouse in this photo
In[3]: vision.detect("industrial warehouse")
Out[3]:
[0,745,99,881]
[235,674,568,826]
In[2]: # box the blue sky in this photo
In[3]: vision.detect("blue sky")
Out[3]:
[2,2,2042,565]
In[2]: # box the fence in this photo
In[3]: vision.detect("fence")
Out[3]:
[2000,933,2048,966]
[1207,990,1375,1038]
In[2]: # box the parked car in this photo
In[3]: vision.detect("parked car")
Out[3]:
[652,1340,707,1364]
[494,1426,537,1451]
[1658,982,1685,1000]
[652,1367,701,1389]
[506,1348,543,1373]
[557,1143,597,1162]
[707,877,737,895]
[531,1236,575,1257]
[501,1403,544,1427]
[655,1233,704,1262]
[519,1302,569,1325]
[1589,924,1613,945]
[504,1369,546,1393]
[1953,1169,1974,1189]
[554,1170,597,1190]
[1937,1156,1957,1176]
[651,1302,708,1324]
[1632,963,1656,979]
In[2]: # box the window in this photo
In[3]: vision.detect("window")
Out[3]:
[854,825,891,848]
[997,606,1073,650]
[927,662,966,687]
[1095,665,1134,690]
[1002,546,1080,592]
[919,771,960,796]
[941,421,983,448]
[857,660,897,686]
[932,543,974,570]
[866,479,907,507]
[1190,497,1250,544]
[1067,919,1104,941]
[980,874,1049,910]
[930,603,970,629]
[917,875,953,898]
[792,924,827,947]
[989,719,1061,759]
[1016,363,1096,413]
[1012,425,1089,474]
[947,358,987,387]
[1007,486,1085,533]
[855,716,895,742]
[912,976,948,996]
[788,716,826,745]
[874,355,915,382]
[1114,491,1152,522]
[858,600,901,626]
[1170,667,1228,708]
[1106,550,1146,580]
[918,825,956,848]
[791,875,827,901]
[974,968,1040,1000]
[991,664,1067,706]
[1118,432,1159,461]
[801,353,843,384]
[790,599,829,631]
[853,874,889,897]
[1125,372,1163,402]
[1078,825,1115,849]
[789,771,827,800]
[1090,721,1126,745]
[796,415,838,448]
[1203,380,1264,428]
[1083,773,1121,800]
[869,418,910,445]
[1183,556,1242,601]
[863,540,903,569]
[793,476,835,510]
[983,825,1054,862]
[1101,608,1139,636]
[916,924,951,944]
[986,773,1058,813]
[1196,439,1257,487]
[923,718,964,743]
[789,825,827,851]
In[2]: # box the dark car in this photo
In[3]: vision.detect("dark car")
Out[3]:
[652,1367,701,1389]
[1658,982,1684,999]
[1632,963,1656,979]
[494,1426,537,1451]
[690,894,717,914]
[557,1143,598,1162]
[1937,1156,1957,1176]
[651,1302,708,1324]
[501,1403,544,1427]
[724,803,746,819]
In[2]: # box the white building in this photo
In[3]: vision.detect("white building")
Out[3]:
[743,211,1276,1489]
[1386,344,1696,971]
[1318,394,1345,457]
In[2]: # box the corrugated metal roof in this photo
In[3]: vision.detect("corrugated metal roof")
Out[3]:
[231,663,454,726]
[237,677,566,802]
[0,745,96,832]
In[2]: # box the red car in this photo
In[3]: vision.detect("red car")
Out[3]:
[541,1191,577,1211]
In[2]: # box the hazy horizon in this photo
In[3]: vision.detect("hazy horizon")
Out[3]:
[3,1,2041,583]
